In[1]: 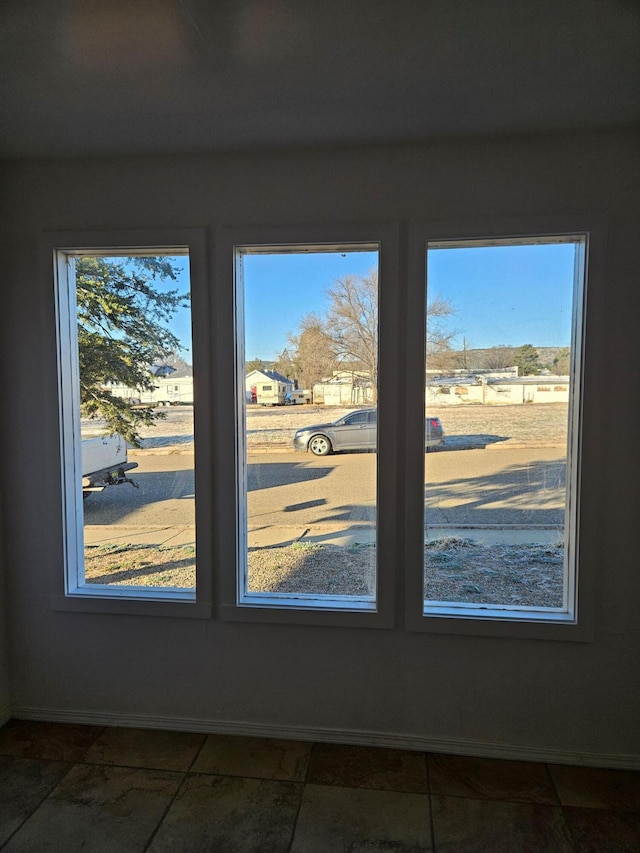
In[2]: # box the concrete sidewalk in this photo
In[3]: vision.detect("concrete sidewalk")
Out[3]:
[85,523,563,550]
[84,525,195,548]
[251,524,563,548]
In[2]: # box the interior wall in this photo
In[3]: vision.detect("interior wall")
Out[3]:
[0,130,638,764]
[0,493,10,723]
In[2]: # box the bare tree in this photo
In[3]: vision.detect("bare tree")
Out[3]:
[272,348,295,380]
[483,346,515,370]
[286,314,338,390]
[164,352,192,374]
[427,345,458,373]
[323,270,379,399]
[318,269,455,399]
[284,270,456,400]
[426,294,458,358]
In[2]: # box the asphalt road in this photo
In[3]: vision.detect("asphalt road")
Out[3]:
[83,446,566,529]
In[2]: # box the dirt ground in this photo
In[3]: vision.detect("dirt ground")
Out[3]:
[84,538,564,609]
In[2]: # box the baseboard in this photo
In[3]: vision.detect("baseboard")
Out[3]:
[9,705,640,770]
[0,704,10,728]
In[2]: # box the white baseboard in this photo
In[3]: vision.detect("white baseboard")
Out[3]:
[9,705,640,770]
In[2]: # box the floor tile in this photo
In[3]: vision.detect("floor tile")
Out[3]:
[148,774,301,852]
[191,733,311,781]
[2,763,182,853]
[428,752,558,803]
[306,743,429,793]
[0,720,103,762]
[291,783,432,852]
[563,805,640,852]
[548,764,640,811]
[83,726,206,772]
[0,756,72,846]
[431,795,574,852]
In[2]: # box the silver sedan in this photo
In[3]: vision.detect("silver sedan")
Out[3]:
[293,408,445,456]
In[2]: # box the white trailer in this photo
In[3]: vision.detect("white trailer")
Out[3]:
[287,389,311,404]
[256,381,288,406]
[81,433,138,496]
[137,377,194,406]
[105,376,194,407]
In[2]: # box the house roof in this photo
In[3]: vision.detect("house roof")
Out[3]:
[247,369,293,385]
[150,364,193,379]
[429,374,569,386]
[150,364,177,377]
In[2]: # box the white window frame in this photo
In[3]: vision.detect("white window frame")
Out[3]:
[404,216,604,640]
[46,229,211,618]
[214,224,398,627]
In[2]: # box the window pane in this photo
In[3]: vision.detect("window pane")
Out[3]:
[423,238,583,614]
[66,252,196,594]
[238,247,379,608]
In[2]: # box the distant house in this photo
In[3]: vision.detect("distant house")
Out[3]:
[425,373,569,406]
[106,364,194,406]
[246,369,295,405]
[313,369,374,405]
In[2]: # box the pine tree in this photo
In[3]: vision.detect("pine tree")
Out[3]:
[76,256,189,446]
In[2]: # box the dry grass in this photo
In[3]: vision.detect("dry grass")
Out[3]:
[84,543,196,588]
[84,539,564,608]
[118,402,569,451]
[248,542,376,597]
[423,538,563,607]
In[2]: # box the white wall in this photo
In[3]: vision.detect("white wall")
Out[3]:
[1,131,638,764]
[426,379,570,406]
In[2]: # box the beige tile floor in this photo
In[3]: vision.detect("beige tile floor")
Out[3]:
[0,720,638,851]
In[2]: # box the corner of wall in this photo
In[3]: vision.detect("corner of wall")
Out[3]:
[0,491,11,724]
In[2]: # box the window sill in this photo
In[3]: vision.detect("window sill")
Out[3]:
[221,600,393,628]
[51,593,210,619]
[405,606,593,642]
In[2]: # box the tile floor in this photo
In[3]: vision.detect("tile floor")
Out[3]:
[0,720,638,851]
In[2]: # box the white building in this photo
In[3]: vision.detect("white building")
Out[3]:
[426,374,570,406]
[106,366,194,406]
[245,369,294,405]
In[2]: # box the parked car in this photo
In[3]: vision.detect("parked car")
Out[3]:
[292,408,444,456]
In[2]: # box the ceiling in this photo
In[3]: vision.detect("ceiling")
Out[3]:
[1,0,638,159]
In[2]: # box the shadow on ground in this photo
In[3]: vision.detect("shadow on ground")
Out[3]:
[435,434,509,451]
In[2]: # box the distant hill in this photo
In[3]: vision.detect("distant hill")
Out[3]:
[443,345,569,371]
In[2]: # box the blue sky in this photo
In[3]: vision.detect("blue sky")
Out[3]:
[242,243,576,359]
[427,243,576,350]
[147,256,193,358]
[142,241,578,362]
[244,251,378,361]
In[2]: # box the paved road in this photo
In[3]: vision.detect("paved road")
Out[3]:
[83,446,566,530]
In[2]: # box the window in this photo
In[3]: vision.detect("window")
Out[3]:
[48,222,594,633]
[50,230,209,615]
[238,244,379,610]
[215,224,398,625]
[406,221,596,637]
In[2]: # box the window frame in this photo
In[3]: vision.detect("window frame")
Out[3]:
[45,229,211,618]
[404,216,605,641]
[214,223,398,627]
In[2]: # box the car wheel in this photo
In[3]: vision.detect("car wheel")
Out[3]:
[309,434,331,456]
